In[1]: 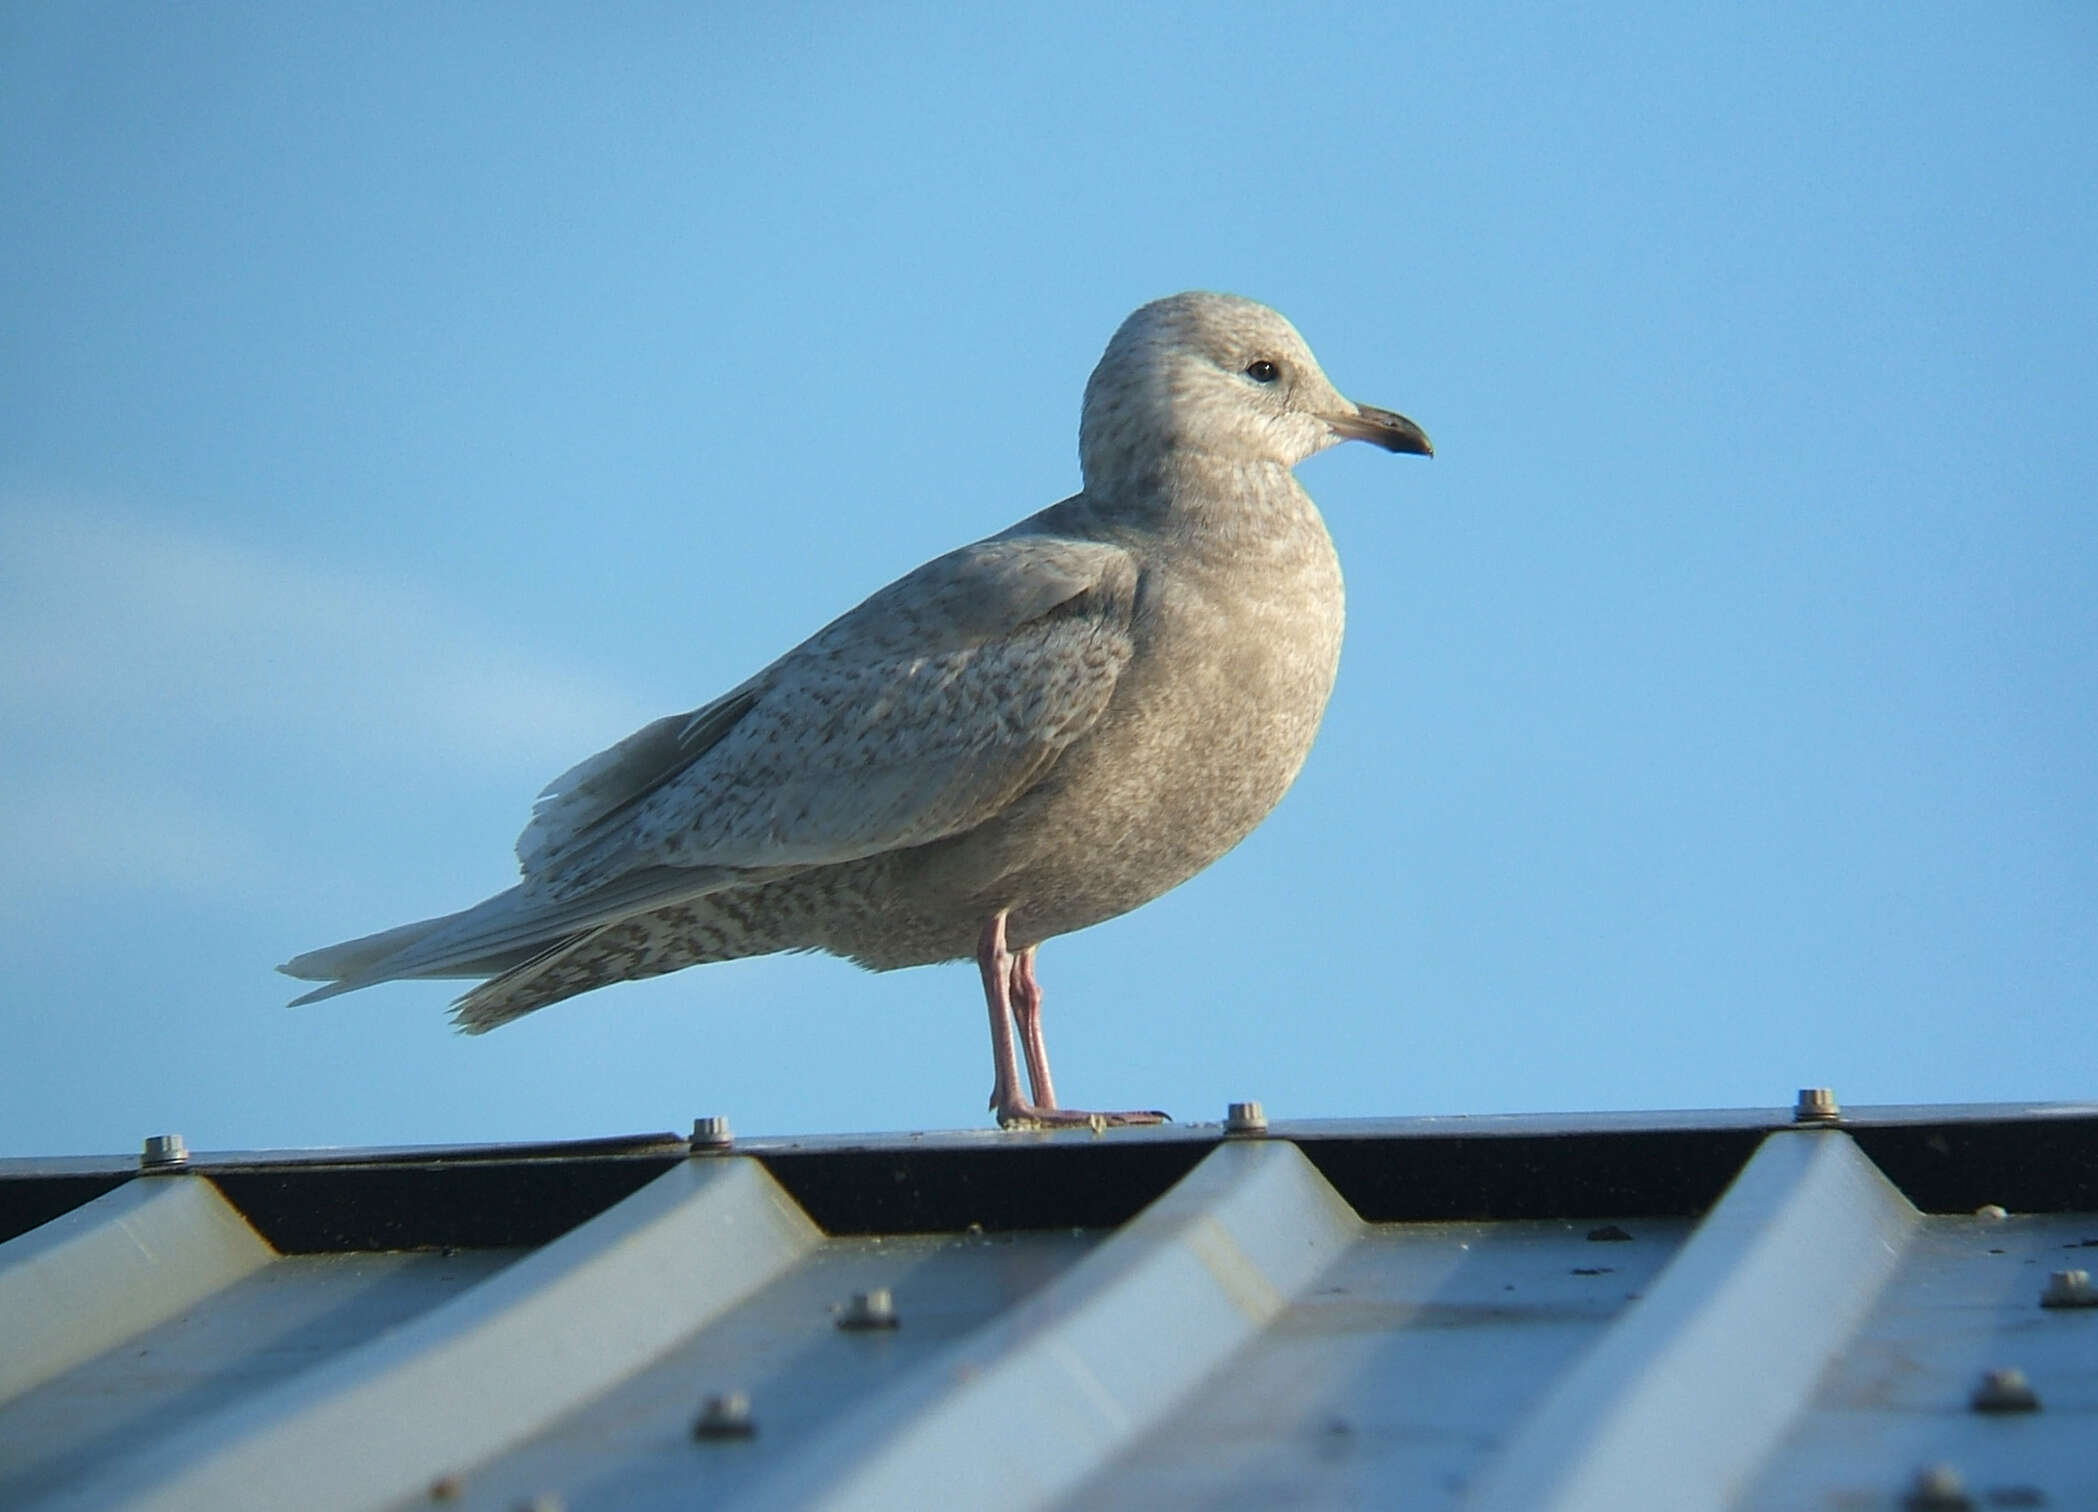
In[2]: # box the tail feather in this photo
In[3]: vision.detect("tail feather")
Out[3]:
[447,881,812,1032]
[280,864,757,1007]
[448,927,620,1033]
[280,915,465,984]
[279,912,541,1005]
[278,890,551,1004]
[285,869,817,1026]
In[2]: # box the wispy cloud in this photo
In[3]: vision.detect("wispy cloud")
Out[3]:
[0,773,282,907]
[0,501,651,774]
[0,496,658,902]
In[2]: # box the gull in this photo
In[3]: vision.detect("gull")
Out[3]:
[283,292,1431,1127]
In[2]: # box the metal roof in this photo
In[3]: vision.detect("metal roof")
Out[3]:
[2,1099,2094,1511]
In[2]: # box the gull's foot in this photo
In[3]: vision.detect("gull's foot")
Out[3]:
[994,1102,1170,1131]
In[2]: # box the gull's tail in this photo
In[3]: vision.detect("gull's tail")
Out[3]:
[280,865,784,1030]
[278,894,545,1007]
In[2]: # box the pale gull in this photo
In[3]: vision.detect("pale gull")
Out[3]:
[282,292,1432,1127]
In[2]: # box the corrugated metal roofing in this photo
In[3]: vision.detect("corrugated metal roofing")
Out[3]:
[2,1100,2094,1511]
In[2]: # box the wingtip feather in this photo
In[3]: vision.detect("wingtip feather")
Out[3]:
[285,977,361,1007]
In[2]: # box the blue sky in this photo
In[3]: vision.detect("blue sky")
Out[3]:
[3,5,2093,1157]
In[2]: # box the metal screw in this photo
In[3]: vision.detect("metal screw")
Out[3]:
[1224,1100,1268,1135]
[838,1287,899,1330]
[2040,1268,2098,1308]
[693,1390,755,1439]
[1974,1203,2008,1220]
[1793,1087,1841,1123]
[1901,1463,1973,1510]
[140,1134,189,1172]
[1970,1367,2040,1413]
[689,1115,734,1152]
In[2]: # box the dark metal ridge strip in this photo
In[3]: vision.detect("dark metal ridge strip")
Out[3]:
[2,1104,2092,1251]
[0,1172,133,1246]
[208,1153,687,1253]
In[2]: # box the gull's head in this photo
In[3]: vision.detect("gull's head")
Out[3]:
[1079,291,1431,493]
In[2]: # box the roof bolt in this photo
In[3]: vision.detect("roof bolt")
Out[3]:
[692,1390,756,1440]
[1793,1087,1841,1124]
[1970,1367,2040,1413]
[1224,1100,1268,1136]
[140,1133,189,1172]
[838,1287,900,1330]
[2040,1268,2098,1308]
[1974,1203,2008,1220]
[689,1115,734,1152]
[1901,1463,1973,1510]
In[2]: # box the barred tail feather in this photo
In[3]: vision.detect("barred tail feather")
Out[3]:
[446,884,814,1032]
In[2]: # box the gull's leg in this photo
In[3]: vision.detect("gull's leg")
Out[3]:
[979,911,1030,1123]
[978,912,1168,1129]
[1009,945,1057,1110]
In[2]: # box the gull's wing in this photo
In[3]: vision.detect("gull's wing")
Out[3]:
[530,530,1142,896]
[514,686,761,872]
[284,529,1141,1001]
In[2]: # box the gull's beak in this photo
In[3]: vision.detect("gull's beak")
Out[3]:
[1330,403,1433,457]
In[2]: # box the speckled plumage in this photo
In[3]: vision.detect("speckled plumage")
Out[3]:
[282,292,1430,1120]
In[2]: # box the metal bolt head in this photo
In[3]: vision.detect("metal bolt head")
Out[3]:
[1970,1367,2040,1413]
[1973,1203,2008,1221]
[689,1115,734,1152]
[140,1133,189,1171]
[693,1390,755,1439]
[838,1287,899,1330]
[1902,1463,1973,1510]
[2040,1268,2098,1308]
[1224,1100,1268,1135]
[1793,1087,1841,1123]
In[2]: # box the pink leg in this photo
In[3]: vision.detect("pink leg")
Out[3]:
[977,910,1168,1129]
[1009,945,1057,1110]
[978,911,1030,1122]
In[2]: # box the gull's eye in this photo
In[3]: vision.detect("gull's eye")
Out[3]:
[1244,359,1280,384]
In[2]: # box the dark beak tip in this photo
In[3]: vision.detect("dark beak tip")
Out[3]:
[1342,403,1433,458]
